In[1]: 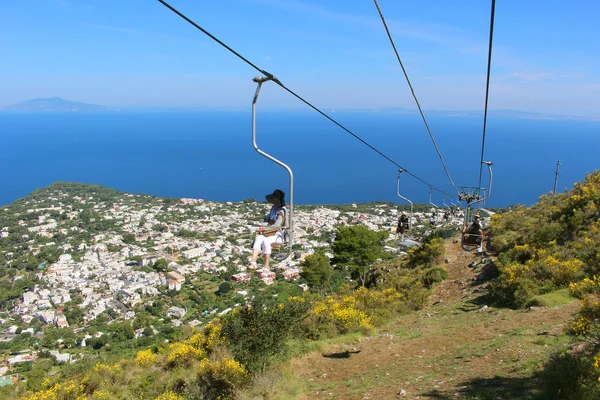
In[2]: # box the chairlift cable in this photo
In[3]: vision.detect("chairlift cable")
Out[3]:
[373,0,460,196]
[157,0,450,195]
[477,0,496,191]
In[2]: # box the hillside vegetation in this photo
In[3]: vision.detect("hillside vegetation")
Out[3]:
[4,214,448,399]
[6,171,600,399]
[487,172,600,398]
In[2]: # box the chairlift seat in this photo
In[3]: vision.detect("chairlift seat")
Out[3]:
[461,233,482,251]
[253,229,291,261]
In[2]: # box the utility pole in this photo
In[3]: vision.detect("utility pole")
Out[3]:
[553,160,561,196]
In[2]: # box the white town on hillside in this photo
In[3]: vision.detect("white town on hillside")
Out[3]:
[0,184,479,382]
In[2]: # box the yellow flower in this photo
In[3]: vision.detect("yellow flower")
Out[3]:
[167,342,205,366]
[155,392,185,400]
[135,349,157,367]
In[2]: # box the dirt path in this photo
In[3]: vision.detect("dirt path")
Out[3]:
[293,239,578,399]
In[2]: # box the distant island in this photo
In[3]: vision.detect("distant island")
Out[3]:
[364,107,600,121]
[1,97,107,112]
[1,97,597,120]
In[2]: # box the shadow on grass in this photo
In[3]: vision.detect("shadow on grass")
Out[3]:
[322,350,361,359]
[422,374,545,400]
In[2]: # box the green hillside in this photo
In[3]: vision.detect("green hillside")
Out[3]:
[4,172,600,399]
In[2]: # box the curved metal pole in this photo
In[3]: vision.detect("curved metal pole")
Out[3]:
[396,170,413,232]
[443,194,449,208]
[429,187,440,211]
[480,188,487,208]
[450,196,458,207]
[463,161,493,229]
[469,161,493,208]
[252,76,293,257]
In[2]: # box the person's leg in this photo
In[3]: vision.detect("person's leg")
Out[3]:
[250,236,265,268]
[262,235,282,270]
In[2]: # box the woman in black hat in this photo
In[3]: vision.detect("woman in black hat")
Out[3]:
[248,189,287,270]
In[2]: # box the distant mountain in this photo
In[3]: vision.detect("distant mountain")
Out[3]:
[1,97,107,111]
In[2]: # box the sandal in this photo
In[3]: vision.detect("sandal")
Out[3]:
[248,262,257,270]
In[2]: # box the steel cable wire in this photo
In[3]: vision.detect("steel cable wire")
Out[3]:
[373,0,460,196]
[477,0,496,191]
[158,0,451,195]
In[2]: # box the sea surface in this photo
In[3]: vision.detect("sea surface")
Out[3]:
[0,111,598,208]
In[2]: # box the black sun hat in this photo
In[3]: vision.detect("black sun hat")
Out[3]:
[266,189,286,207]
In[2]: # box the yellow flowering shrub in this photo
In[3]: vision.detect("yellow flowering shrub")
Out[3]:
[310,295,372,337]
[135,349,157,367]
[353,287,404,324]
[568,295,600,340]
[287,295,306,304]
[544,256,584,286]
[198,357,248,388]
[308,287,405,337]
[166,342,205,367]
[571,315,591,336]
[22,380,85,400]
[90,390,113,399]
[500,263,531,286]
[186,320,224,353]
[570,276,600,299]
[90,362,121,386]
[154,392,185,400]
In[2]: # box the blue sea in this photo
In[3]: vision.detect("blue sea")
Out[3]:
[0,111,598,207]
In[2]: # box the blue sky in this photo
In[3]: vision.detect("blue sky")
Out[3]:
[1,0,599,116]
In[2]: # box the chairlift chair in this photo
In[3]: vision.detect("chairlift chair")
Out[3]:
[396,169,413,236]
[428,188,441,228]
[443,194,450,209]
[429,187,440,212]
[460,161,493,251]
[251,75,294,261]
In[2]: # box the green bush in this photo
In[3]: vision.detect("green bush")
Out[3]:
[331,225,388,287]
[489,172,600,308]
[218,282,232,294]
[422,267,448,288]
[407,237,444,269]
[300,251,332,294]
[541,351,600,400]
[220,295,309,373]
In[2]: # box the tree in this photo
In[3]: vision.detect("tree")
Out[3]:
[331,225,387,287]
[218,282,232,295]
[300,251,332,294]
[152,224,168,233]
[63,302,84,325]
[220,295,309,373]
[122,233,136,244]
[154,258,168,272]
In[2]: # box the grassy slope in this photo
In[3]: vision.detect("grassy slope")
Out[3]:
[277,239,578,400]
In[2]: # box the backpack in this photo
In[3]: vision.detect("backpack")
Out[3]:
[469,221,481,234]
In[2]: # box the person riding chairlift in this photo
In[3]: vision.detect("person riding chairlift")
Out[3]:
[464,212,484,252]
[397,213,409,241]
[248,189,287,271]
[429,213,437,228]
